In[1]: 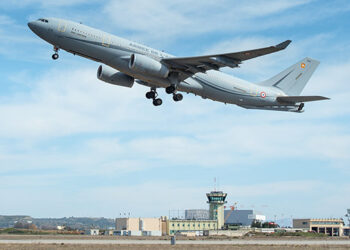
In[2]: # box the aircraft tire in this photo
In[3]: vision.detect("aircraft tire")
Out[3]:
[173,93,183,102]
[166,86,176,94]
[146,92,154,99]
[153,98,162,106]
[52,53,59,60]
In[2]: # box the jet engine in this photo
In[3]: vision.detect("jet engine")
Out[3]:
[129,54,169,78]
[97,65,134,88]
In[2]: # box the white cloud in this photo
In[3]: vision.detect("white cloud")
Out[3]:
[101,0,311,43]
[0,59,349,176]
[0,0,98,8]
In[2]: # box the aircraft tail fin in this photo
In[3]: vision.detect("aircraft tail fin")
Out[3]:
[259,57,320,96]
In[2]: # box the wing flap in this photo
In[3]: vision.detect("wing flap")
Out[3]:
[277,96,330,103]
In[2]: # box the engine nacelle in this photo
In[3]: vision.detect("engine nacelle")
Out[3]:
[97,65,134,88]
[129,54,169,78]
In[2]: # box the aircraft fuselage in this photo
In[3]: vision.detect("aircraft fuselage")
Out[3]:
[28,18,305,112]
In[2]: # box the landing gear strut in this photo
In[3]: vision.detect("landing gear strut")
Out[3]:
[298,102,304,112]
[52,46,59,60]
[146,88,162,106]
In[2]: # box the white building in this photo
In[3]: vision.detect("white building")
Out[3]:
[85,229,99,235]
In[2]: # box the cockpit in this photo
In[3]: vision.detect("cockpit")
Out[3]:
[37,18,49,23]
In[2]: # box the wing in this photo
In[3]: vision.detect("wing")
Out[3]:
[161,40,291,77]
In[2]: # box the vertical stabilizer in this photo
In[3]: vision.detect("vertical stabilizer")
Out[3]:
[259,58,320,96]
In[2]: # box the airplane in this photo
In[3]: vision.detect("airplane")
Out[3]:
[28,17,329,112]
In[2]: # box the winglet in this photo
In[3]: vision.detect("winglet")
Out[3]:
[276,40,292,50]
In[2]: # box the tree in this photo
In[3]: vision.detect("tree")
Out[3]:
[27,223,37,230]
[251,220,262,228]
[262,222,279,228]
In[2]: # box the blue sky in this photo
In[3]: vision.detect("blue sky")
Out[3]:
[0,0,350,225]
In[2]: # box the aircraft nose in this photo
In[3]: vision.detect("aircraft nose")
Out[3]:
[27,21,45,36]
[28,21,36,32]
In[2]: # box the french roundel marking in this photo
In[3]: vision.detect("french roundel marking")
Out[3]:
[301,63,306,68]
[260,92,266,98]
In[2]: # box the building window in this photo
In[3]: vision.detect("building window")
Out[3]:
[177,224,180,227]
[302,222,308,225]
[172,224,174,226]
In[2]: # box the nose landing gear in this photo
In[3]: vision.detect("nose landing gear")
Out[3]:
[52,46,59,60]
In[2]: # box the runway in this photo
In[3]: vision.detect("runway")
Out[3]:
[0,239,350,245]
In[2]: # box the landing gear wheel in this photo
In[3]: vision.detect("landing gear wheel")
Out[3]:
[173,93,183,102]
[52,53,59,60]
[153,98,162,106]
[166,86,176,94]
[146,91,155,99]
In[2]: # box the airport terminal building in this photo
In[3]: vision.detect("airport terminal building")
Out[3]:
[293,218,345,236]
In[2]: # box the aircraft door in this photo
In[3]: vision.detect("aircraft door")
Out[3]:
[102,35,111,47]
[58,21,67,32]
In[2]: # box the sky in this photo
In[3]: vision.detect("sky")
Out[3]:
[0,0,350,225]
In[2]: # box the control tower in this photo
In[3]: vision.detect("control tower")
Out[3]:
[206,191,227,229]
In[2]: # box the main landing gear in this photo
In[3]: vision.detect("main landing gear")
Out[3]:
[146,88,163,106]
[298,102,305,112]
[145,84,183,107]
[52,46,59,60]
[166,85,183,102]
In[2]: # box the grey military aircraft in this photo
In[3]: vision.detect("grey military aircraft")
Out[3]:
[28,18,329,112]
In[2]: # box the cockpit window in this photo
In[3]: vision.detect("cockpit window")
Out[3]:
[37,18,49,23]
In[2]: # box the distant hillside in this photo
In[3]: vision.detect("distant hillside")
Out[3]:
[0,215,115,230]
[0,215,32,228]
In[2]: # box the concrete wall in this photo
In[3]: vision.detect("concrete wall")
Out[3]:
[116,218,161,231]
[140,218,161,231]
[116,218,139,231]
[161,220,167,236]
[293,219,310,229]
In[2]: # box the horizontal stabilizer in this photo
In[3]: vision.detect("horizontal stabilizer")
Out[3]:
[277,96,330,103]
